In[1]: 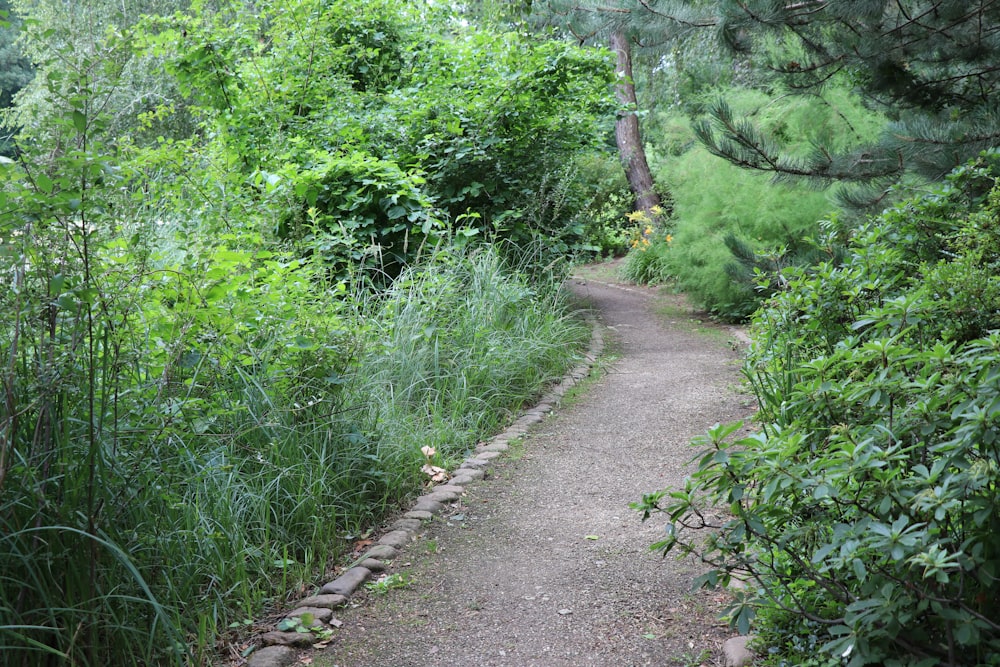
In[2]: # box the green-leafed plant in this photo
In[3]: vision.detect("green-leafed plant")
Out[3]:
[618,205,675,284]
[634,153,1000,666]
[0,6,595,664]
[134,0,616,271]
[633,84,883,320]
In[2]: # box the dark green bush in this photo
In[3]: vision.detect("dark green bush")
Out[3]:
[635,153,1000,666]
[275,149,439,279]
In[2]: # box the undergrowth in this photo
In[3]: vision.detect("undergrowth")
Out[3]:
[635,153,1000,666]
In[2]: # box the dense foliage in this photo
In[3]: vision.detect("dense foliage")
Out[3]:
[621,85,882,319]
[130,0,616,275]
[623,0,1000,195]
[0,0,607,664]
[0,0,32,154]
[635,155,1000,666]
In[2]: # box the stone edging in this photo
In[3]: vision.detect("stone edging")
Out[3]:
[244,311,604,667]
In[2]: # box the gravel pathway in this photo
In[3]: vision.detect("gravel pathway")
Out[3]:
[314,274,754,667]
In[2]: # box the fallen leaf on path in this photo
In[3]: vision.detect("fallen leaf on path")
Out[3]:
[584,535,600,540]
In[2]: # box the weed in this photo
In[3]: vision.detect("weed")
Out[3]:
[365,573,413,595]
[275,614,335,641]
[675,648,712,667]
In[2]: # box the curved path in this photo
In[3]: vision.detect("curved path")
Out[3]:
[316,275,753,667]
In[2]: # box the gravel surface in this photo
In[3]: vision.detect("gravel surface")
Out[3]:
[315,273,755,667]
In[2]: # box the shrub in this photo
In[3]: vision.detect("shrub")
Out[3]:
[274,149,440,279]
[634,153,1000,666]
[642,85,882,320]
[655,140,831,319]
[618,207,675,284]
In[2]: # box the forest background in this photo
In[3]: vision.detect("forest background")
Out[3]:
[2,1,999,666]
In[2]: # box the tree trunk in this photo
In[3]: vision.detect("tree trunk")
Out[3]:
[611,29,660,216]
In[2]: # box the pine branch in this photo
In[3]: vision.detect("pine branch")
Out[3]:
[695,99,904,183]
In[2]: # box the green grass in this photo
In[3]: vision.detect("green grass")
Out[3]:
[0,246,588,666]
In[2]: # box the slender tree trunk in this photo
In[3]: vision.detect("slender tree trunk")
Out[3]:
[611,29,660,216]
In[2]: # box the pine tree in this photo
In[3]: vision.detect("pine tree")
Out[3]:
[638,0,1000,191]
[535,1,663,216]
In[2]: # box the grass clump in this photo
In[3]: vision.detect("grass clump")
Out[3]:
[351,248,589,474]
[0,217,586,666]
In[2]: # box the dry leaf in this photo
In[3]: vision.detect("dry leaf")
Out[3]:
[421,464,450,482]
[351,538,374,557]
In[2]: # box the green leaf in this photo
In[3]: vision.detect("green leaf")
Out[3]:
[852,558,867,582]
[291,336,316,350]
[73,110,87,134]
[35,173,53,194]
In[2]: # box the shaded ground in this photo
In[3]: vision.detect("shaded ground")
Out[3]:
[315,267,755,667]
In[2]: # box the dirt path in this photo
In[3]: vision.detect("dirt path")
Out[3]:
[316,271,754,667]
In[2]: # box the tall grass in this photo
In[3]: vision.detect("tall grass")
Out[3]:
[352,249,588,473]
[0,202,586,665]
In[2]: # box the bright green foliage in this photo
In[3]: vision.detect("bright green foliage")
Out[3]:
[0,2,598,664]
[634,154,1000,666]
[136,0,616,272]
[380,28,616,244]
[656,141,831,320]
[274,150,438,278]
[622,86,881,319]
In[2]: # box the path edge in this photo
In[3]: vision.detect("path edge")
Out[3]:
[244,306,605,666]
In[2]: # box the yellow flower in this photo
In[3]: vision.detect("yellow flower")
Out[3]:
[665,234,673,244]
[644,226,654,236]
[650,205,663,216]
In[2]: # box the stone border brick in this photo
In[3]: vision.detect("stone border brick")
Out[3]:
[244,310,603,661]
